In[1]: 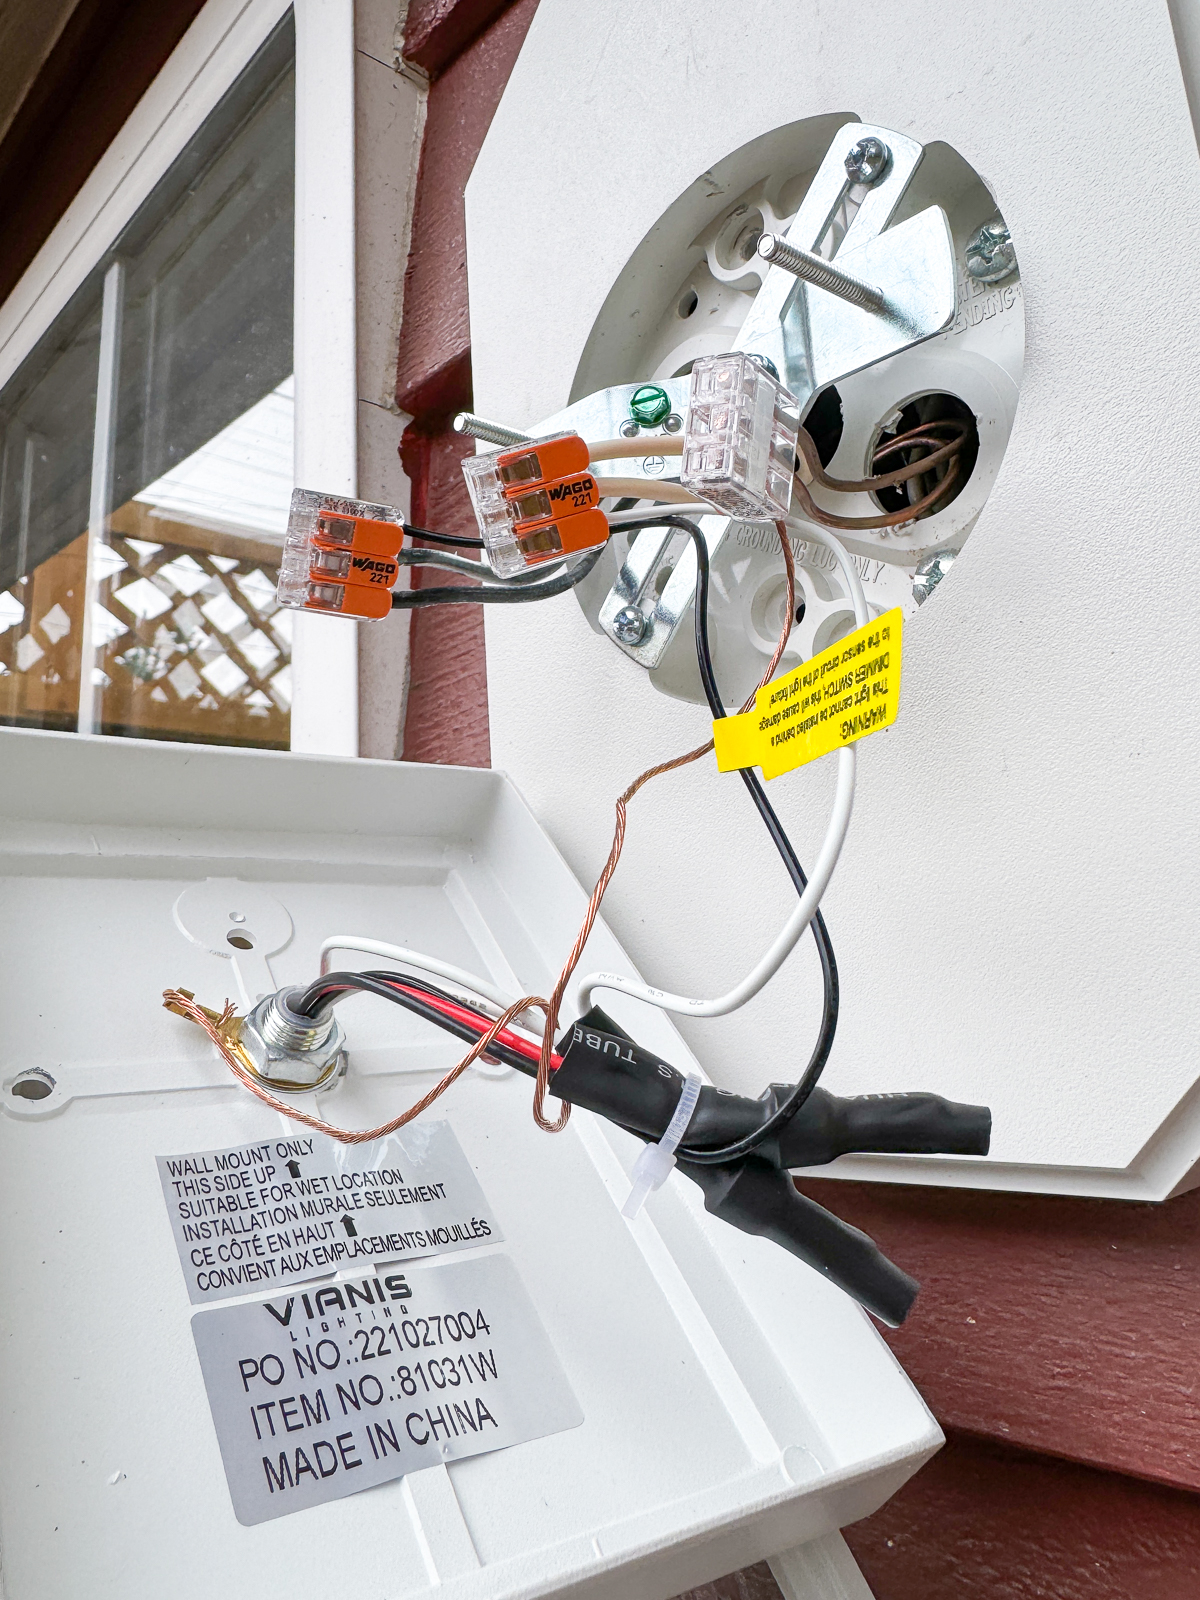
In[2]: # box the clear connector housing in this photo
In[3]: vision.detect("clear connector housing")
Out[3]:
[461,452,523,577]
[462,433,602,579]
[278,488,400,610]
[681,352,800,520]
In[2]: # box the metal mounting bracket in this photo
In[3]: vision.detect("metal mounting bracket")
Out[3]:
[735,121,956,401]
[590,122,958,668]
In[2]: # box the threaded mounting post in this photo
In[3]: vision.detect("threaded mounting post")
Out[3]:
[756,233,887,314]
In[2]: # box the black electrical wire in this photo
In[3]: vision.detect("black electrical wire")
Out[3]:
[308,511,835,1165]
[291,970,541,1076]
[390,544,604,609]
[403,522,484,549]
[611,515,839,1166]
[399,547,566,585]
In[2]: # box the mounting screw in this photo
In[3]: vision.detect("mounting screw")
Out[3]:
[912,549,956,605]
[612,605,649,644]
[629,384,672,429]
[965,218,1017,284]
[619,419,641,439]
[452,412,531,448]
[845,137,890,186]
[662,412,683,434]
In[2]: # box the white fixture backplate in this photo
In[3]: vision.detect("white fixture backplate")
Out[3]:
[468,0,1200,1199]
[0,727,936,1600]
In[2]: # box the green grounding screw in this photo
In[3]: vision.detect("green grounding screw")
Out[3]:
[629,384,672,428]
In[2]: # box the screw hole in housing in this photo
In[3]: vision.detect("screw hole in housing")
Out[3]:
[677,288,699,319]
[11,1071,54,1101]
[227,931,256,950]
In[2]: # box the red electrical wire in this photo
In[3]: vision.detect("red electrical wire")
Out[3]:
[351,977,562,1070]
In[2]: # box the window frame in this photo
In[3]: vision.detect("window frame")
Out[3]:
[0,0,360,757]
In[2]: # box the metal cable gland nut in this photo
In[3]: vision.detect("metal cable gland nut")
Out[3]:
[844,136,890,185]
[238,988,347,1089]
[612,605,649,644]
[966,218,1017,284]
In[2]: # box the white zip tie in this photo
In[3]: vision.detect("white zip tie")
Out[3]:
[621,1071,704,1219]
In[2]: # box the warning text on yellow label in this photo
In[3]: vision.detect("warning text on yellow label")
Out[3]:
[713,608,902,780]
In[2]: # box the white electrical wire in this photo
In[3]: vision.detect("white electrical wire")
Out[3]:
[576,521,868,1021]
[588,437,685,462]
[318,936,520,1017]
[605,502,713,525]
[597,476,699,504]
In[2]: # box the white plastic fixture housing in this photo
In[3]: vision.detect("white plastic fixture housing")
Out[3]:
[0,727,937,1598]
[468,0,1200,1199]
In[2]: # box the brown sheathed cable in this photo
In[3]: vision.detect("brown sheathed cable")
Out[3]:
[796,418,967,494]
[792,455,961,531]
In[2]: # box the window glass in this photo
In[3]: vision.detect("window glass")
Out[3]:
[0,285,101,731]
[0,13,294,747]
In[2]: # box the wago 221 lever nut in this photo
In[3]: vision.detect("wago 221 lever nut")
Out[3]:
[277,488,404,621]
[680,351,800,520]
[462,432,609,578]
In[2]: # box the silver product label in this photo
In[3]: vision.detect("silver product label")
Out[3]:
[191,1252,583,1524]
[157,1122,502,1304]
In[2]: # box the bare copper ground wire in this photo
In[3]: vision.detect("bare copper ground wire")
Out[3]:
[162,988,552,1144]
[164,522,798,1145]
[528,521,797,1130]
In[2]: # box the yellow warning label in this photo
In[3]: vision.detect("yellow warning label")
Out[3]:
[713,608,903,780]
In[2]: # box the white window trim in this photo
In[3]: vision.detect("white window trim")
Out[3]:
[292,0,359,757]
[0,0,359,757]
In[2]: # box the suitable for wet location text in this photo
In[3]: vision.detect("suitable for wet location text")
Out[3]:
[157,1122,501,1304]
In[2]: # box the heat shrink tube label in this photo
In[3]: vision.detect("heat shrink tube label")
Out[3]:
[191,1252,583,1524]
[713,607,903,779]
[157,1122,502,1304]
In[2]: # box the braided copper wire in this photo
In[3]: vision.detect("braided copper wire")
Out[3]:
[163,987,549,1145]
[529,522,796,1129]
[165,523,798,1145]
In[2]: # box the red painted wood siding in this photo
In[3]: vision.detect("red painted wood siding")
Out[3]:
[398,425,491,766]
[849,1430,1200,1600]
[800,1179,1200,1495]
[395,0,540,767]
